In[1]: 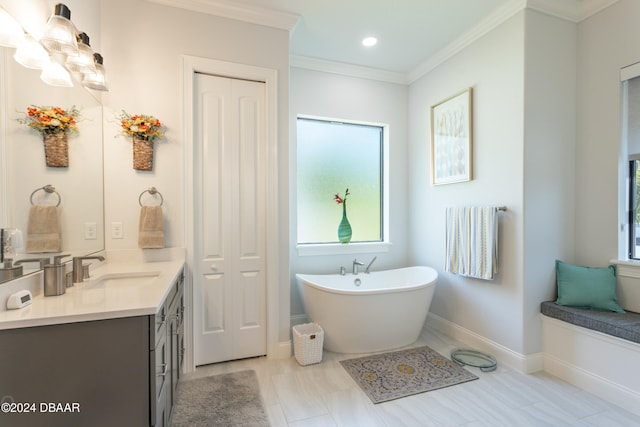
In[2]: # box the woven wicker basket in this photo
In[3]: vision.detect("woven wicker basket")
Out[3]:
[133,138,154,170]
[292,322,324,365]
[43,133,69,167]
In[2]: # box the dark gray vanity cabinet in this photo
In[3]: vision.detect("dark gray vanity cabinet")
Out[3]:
[0,270,185,427]
[152,270,185,427]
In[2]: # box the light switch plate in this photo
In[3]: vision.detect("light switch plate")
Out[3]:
[84,222,97,240]
[111,222,123,239]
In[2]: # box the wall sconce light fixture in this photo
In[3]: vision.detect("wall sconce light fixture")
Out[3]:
[82,53,108,91]
[40,3,78,57]
[0,7,25,48]
[66,33,96,74]
[13,34,50,69]
[41,61,74,87]
[3,3,108,91]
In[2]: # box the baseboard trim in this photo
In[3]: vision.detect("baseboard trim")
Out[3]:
[426,313,543,373]
[543,353,640,417]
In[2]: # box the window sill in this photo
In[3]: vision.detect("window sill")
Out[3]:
[610,259,640,278]
[297,242,391,256]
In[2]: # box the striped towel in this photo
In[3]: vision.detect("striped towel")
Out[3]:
[445,206,498,280]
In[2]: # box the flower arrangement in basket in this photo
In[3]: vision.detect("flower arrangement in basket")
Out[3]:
[18,105,79,167]
[119,111,166,171]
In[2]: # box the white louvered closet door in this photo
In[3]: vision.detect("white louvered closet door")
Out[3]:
[193,72,267,365]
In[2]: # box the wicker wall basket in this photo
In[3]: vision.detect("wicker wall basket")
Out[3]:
[43,133,69,167]
[133,138,154,171]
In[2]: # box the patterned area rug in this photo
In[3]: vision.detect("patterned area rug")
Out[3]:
[340,345,478,404]
[172,370,269,426]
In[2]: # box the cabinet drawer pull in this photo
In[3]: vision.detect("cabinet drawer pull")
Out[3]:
[157,363,168,377]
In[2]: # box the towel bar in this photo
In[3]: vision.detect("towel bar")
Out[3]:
[139,187,164,206]
[30,185,61,207]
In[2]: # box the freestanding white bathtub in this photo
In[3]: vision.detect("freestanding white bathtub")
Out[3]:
[295,266,438,354]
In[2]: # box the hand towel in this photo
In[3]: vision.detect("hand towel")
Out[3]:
[25,205,61,253]
[445,206,498,280]
[138,205,164,249]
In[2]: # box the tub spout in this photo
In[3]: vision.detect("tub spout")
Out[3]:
[364,256,377,274]
[352,259,364,275]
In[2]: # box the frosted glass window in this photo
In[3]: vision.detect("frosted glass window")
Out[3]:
[297,117,383,244]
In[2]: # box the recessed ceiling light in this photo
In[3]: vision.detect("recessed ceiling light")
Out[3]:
[362,36,377,47]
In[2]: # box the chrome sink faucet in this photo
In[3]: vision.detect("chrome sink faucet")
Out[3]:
[352,259,364,275]
[72,255,105,283]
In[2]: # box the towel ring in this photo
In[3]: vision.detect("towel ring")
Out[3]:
[30,185,61,207]
[139,187,164,207]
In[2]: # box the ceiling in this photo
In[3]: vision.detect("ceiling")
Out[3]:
[243,0,510,74]
[151,0,619,80]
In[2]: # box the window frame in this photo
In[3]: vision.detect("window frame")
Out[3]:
[628,159,640,259]
[295,114,391,256]
[622,64,640,261]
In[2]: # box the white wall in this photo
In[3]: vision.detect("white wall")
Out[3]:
[577,0,640,264]
[408,13,526,353]
[289,67,409,317]
[522,11,577,355]
[99,0,291,340]
[408,9,579,360]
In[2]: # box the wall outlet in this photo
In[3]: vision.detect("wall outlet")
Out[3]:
[84,222,97,240]
[111,222,123,239]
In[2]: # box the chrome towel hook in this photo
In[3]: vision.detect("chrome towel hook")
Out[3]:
[139,186,164,206]
[30,184,61,206]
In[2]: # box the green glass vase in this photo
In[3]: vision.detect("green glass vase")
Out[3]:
[338,202,352,244]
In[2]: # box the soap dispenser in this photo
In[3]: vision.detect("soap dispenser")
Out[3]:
[44,254,70,296]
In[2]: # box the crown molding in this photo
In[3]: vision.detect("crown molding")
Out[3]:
[302,0,619,85]
[290,55,409,85]
[407,0,527,84]
[526,0,619,23]
[145,0,300,31]
[147,0,618,84]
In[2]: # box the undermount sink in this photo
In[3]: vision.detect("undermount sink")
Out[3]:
[85,271,161,288]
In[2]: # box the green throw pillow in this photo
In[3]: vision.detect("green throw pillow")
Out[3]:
[555,260,625,313]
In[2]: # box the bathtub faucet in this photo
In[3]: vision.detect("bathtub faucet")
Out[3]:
[364,256,377,274]
[352,259,364,275]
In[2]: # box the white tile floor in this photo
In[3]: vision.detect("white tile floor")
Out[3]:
[185,326,640,426]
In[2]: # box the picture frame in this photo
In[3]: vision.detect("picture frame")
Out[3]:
[430,88,473,185]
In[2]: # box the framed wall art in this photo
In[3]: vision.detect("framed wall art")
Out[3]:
[430,88,473,185]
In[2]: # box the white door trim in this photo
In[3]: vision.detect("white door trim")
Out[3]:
[182,55,280,372]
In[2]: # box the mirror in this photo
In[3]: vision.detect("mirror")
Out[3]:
[0,47,104,283]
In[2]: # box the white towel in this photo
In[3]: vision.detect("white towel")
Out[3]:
[445,206,498,280]
[138,205,165,249]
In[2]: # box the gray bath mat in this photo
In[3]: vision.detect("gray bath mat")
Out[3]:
[340,345,478,403]
[172,369,269,426]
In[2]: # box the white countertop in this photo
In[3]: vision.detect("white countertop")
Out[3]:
[0,258,184,330]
